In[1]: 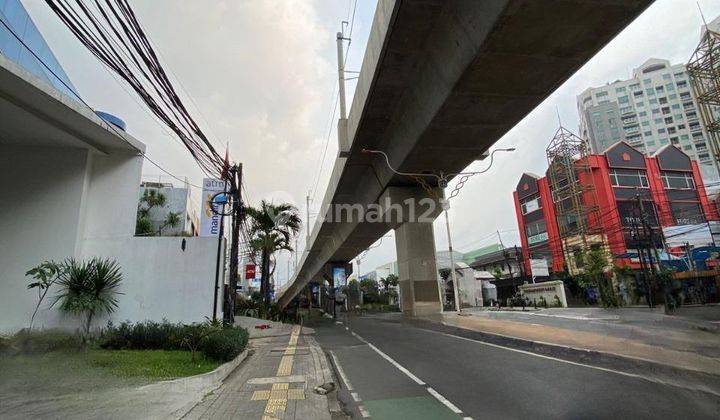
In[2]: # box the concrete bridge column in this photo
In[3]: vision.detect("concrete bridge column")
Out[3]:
[395,220,441,317]
[380,187,442,317]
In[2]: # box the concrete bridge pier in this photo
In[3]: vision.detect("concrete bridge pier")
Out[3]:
[380,187,443,317]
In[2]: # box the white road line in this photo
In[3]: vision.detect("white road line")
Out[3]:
[329,350,354,391]
[426,329,720,397]
[358,405,371,418]
[357,335,426,386]
[350,392,361,402]
[427,387,462,414]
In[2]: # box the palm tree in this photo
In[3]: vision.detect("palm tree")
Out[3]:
[246,201,301,304]
[54,258,123,341]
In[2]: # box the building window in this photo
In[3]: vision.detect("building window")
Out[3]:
[661,171,695,190]
[616,87,626,93]
[596,91,608,98]
[610,169,649,188]
[646,88,655,96]
[525,220,547,240]
[671,202,705,225]
[677,80,688,89]
[521,196,542,215]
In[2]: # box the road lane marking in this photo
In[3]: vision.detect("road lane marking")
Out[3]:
[427,387,462,414]
[350,392,361,402]
[329,350,354,391]
[358,405,371,418]
[425,329,720,398]
[353,333,425,385]
[351,330,474,418]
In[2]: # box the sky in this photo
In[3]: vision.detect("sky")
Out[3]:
[23,0,720,285]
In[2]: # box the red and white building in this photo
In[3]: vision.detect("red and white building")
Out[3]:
[513,141,718,277]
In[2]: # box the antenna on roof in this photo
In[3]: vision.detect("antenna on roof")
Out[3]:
[556,106,563,127]
[697,1,708,27]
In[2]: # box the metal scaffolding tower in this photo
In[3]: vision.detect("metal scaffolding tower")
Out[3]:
[546,126,602,264]
[687,23,720,177]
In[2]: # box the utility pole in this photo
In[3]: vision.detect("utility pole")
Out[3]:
[306,193,312,243]
[212,191,226,323]
[225,163,243,324]
[336,30,348,120]
[441,189,462,312]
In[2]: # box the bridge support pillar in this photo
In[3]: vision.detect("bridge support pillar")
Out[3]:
[380,187,443,317]
[395,220,442,317]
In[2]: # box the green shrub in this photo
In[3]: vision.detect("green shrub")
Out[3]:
[5,329,82,354]
[200,327,249,362]
[99,320,185,350]
[99,320,249,363]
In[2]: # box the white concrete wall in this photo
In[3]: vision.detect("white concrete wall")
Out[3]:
[83,152,143,241]
[79,237,223,327]
[0,145,89,332]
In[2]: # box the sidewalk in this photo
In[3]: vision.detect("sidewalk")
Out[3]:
[184,322,340,420]
[439,307,720,376]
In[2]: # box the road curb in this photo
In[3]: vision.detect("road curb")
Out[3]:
[409,317,720,396]
[167,348,251,419]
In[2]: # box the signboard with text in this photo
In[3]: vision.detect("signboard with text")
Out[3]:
[530,258,549,277]
[200,178,226,237]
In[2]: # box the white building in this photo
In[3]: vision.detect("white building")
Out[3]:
[0,0,222,333]
[138,181,200,236]
[577,58,719,181]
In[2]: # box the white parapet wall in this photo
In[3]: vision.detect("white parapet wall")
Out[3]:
[519,280,568,308]
[79,236,224,327]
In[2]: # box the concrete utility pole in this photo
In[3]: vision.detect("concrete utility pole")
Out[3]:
[441,188,461,313]
[306,193,311,243]
[336,31,348,120]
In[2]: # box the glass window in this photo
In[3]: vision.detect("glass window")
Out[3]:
[645,88,655,96]
[661,171,695,190]
[610,169,649,188]
[596,91,608,98]
[669,94,678,100]
[663,74,672,80]
[525,220,547,238]
[656,86,665,93]
[666,83,675,91]
[616,87,626,93]
[677,80,688,89]
[671,202,705,225]
[618,96,629,104]
[521,196,542,215]
[643,78,652,85]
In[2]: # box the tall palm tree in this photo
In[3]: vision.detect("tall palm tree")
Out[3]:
[246,201,301,304]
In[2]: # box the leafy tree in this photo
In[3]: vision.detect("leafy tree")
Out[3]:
[577,249,619,308]
[360,278,381,303]
[246,200,301,304]
[53,258,123,340]
[380,273,399,290]
[135,189,181,236]
[25,261,63,330]
[491,267,504,280]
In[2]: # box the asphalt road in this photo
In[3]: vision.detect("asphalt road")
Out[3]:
[312,313,720,420]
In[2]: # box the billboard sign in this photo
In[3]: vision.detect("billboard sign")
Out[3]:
[200,178,226,237]
[332,267,347,287]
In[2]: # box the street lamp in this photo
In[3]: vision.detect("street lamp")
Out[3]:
[362,147,516,313]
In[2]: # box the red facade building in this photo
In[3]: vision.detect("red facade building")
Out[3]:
[514,142,718,277]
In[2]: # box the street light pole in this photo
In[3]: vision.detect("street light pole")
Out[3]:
[360,147,516,314]
[441,189,461,312]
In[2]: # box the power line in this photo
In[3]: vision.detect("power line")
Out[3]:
[0,12,200,189]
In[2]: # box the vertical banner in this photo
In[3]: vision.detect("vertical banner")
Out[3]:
[200,178,226,237]
[332,267,347,287]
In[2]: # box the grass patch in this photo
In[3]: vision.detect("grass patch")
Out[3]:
[88,349,220,380]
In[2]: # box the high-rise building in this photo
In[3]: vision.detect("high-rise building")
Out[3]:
[577,58,718,181]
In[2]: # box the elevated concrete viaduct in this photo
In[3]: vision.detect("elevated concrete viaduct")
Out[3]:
[277,0,653,314]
